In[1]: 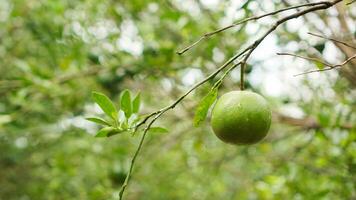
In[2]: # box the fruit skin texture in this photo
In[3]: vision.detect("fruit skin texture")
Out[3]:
[211,91,271,145]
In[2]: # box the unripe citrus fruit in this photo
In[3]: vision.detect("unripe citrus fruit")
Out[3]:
[211,91,271,145]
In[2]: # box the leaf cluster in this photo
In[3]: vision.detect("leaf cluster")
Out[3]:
[87,90,167,137]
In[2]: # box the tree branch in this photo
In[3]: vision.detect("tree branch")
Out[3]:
[118,111,164,200]
[277,52,332,66]
[275,113,354,130]
[307,32,356,50]
[278,53,356,76]
[176,1,333,55]
[118,1,343,199]
[134,53,248,130]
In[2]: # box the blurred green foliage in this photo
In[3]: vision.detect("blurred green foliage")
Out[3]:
[0,0,355,200]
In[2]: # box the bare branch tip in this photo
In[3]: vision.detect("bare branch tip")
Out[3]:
[176,51,184,55]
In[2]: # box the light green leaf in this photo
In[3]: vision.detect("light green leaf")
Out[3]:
[0,115,12,125]
[92,91,117,120]
[120,90,132,118]
[148,127,169,134]
[193,88,218,127]
[128,114,139,127]
[314,61,324,70]
[86,117,111,126]
[132,92,141,114]
[118,110,126,124]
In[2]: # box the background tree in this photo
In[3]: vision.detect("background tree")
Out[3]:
[0,0,355,199]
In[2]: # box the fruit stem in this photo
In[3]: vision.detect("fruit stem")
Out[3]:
[240,61,245,90]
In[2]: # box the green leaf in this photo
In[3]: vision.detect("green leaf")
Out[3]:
[86,117,111,126]
[313,43,325,54]
[132,92,141,114]
[127,114,139,127]
[118,110,126,124]
[95,127,125,137]
[318,111,330,127]
[241,0,252,9]
[120,90,132,118]
[92,92,117,120]
[148,127,169,134]
[107,129,127,137]
[95,127,116,137]
[314,61,324,70]
[193,88,218,127]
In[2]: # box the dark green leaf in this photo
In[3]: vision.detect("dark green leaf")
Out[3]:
[92,92,117,120]
[241,0,252,9]
[314,43,325,54]
[245,64,253,74]
[86,117,111,126]
[132,92,141,114]
[88,53,100,64]
[313,189,330,198]
[193,88,218,127]
[120,90,132,118]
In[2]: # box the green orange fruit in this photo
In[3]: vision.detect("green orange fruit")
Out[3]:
[211,91,271,145]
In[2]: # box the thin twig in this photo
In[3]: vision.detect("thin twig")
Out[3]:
[134,49,249,130]
[240,64,245,90]
[219,61,243,85]
[118,111,164,200]
[278,53,356,76]
[240,49,253,90]
[295,66,342,76]
[294,54,356,76]
[274,113,354,130]
[237,1,343,84]
[308,32,356,50]
[176,1,331,55]
[240,59,248,90]
[277,52,332,67]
